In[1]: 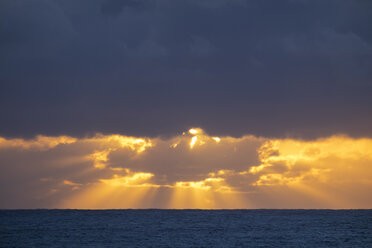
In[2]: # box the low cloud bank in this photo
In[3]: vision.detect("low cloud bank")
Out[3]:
[1,128,371,208]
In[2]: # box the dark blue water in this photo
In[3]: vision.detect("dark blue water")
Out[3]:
[1,210,371,247]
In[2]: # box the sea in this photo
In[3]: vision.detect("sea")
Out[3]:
[0,210,371,247]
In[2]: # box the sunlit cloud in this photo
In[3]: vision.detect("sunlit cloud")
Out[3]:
[0,129,372,209]
[0,135,77,151]
[189,128,199,135]
[100,172,155,187]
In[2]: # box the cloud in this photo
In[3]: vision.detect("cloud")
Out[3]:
[0,135,76,150]
[101,0,151,16]
[0,128,371,209]
[0,0,372,138]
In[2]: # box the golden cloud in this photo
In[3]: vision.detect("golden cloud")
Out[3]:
[0,129,371,209]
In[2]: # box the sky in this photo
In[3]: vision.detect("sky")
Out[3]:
[0,0,372,209]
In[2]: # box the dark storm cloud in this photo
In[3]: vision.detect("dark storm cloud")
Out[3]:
[101,0,151,15]
[0,0,371,138]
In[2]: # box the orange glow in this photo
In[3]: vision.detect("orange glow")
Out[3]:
[189,128,199,134]
[63,180,81,186]
[90,150,111,169]
[61,182,159,209]
[63,180,82,190]
[1,130,372,209]
[170,178,246,209]
[87,134,153,153]
[86,134,153,169]
[61,171,159,209]
[100,173,155,187]
[187,128,219,149]
[189,136,198,149]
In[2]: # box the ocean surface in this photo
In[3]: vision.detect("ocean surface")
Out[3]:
[0,210,371,247]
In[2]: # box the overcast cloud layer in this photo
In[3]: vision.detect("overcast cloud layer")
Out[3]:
[1,0,372,138]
